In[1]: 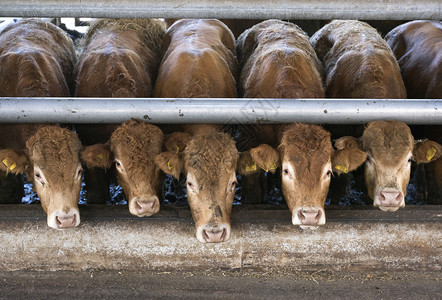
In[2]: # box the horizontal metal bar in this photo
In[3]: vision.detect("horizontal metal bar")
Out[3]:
[1,0,440,20]
[0,98,440,125]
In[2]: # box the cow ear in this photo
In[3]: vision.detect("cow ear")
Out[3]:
[237,151,260,175]
[155,152,183,180]
[414,140,442,164]
[249,144,280,174]
[332,147,367,175]
[334,136,361,150]
[163,132,191,154]
[0,149,28,175]
[81,144,113,169]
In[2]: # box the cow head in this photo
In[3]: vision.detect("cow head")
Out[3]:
[81,119,164,217]
[0,126,83,229]
[156,131,240,243]
[245,124,366,229]
[337,120,442,211]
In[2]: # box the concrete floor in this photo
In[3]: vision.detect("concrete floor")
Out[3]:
[1,269,441,299]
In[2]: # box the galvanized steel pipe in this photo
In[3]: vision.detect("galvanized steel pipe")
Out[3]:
[1,0,441,20]
[0,98,440,124]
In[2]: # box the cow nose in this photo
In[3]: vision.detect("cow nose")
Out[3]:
[298,208,321,225]
[56,214,77,229]
[377,189,403,210]
[292,207,326,229]
[198,224,230,243]
[130,196,160,217]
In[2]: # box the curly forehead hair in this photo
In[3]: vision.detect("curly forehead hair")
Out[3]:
[280,124,332,157]
[110,119,163,163]
[361,121,414,164]
[184,132,238,182]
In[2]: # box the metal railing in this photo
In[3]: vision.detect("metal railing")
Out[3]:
[1,0,441,20]
[0,98,440,124]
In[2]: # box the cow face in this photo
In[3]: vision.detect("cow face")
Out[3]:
[248,124,366,229]
[156,131,239,243]
[81,119,163,217]
[0,126,83,229]
[337,121,442,211]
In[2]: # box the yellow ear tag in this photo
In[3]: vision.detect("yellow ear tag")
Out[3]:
[2,157,16,171]
[426,147,437,161]
[335,165,348,173]
[176,145,180,154]
[167,160,173,171]
[270,162,277,170]
[96,154,103,164]
[245,163,257,172]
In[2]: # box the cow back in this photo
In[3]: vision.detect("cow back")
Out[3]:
[237,19,324,99]
[311,20,406,98]
[74,18,165,98]
[385,20,442,99]
[154,19,238,99]
[0,19,76,97]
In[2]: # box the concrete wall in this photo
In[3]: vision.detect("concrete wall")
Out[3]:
[0,205,440,272]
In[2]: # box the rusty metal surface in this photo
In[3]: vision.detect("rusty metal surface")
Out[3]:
[0,205,440,272]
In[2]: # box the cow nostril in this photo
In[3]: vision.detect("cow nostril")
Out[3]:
[202,228,227,243]
[298,210,305,221]
[202,229,210,241]
[135,201,142,211]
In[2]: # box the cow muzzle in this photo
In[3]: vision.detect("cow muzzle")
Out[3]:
[374,188,404,211]
[196,223,231,243]
[292,207,326,229]
[48,209,80,229]
[129,196,160,217]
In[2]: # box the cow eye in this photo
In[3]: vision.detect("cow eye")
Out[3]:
[187,182,193,188]
[283,169,289,175]
[115,161,121,167]
[35,173,41,179]
[326,170,332,176]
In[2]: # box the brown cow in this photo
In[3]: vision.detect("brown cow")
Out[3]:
[237,20,367,228]
[336,121,441,211]
[80,119,164,217]
[0,19,82,229]
[153,19,241,243]
[73,19,166,214]
[385,20,441,99]
[310,20,406,98]
[385,20,442,202]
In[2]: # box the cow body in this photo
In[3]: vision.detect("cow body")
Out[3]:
[154,19,240,243]
[310,20,406,98]
[0,19,82,229]
[75,19,166,215]
[236,20,367,228]
[385,21,442,202]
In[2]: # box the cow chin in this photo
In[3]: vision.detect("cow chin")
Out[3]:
[47,208,80,230]
[292,206,326,229]
[128,196,160,217]
[196,223,231,243]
